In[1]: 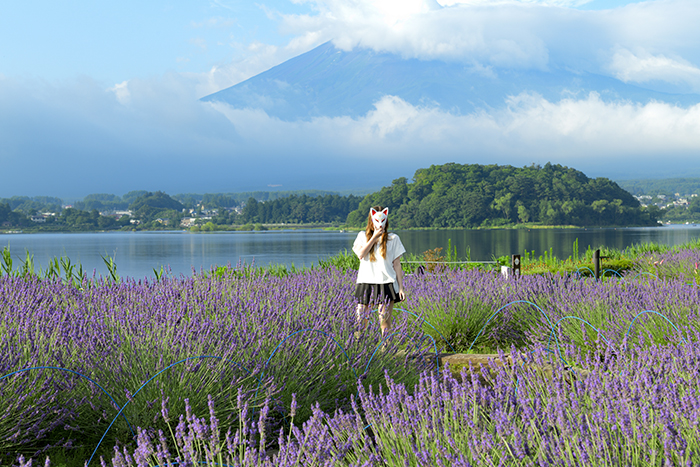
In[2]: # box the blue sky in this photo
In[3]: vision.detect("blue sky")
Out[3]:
[1,0,698,198]
[0,1,309,86]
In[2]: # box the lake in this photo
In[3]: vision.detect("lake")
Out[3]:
[2,225,700,279]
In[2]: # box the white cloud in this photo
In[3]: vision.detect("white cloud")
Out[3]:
[210,92,700,164]
[277,0,594,74]
[271,0,700,89]
[609,48,700,92]
[108,80,131,104]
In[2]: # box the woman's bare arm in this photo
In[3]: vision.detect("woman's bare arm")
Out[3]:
[392,255,405,300]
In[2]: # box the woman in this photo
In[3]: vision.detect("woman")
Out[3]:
[352,206,406,337]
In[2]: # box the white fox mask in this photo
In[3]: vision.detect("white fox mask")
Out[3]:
[370,207,388,230]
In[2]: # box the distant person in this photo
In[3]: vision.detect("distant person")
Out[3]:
[352,206,406,338]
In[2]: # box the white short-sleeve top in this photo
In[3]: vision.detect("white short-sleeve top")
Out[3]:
[352,231,406,288]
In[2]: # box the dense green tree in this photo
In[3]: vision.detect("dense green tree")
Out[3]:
[201,194,238,209]
[128,191,185,224]
[0,196,62,215]
[686,197,700,215]
[241,198,259,222]
[123,190,149,206]
[237,194,361,225]
[0,203,26,226]
[74,193,128,212]
[173,193,201,210]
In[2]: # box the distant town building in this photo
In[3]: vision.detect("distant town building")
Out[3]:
[181,217,197,227]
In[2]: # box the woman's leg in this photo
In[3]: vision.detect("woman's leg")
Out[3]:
[377,301,394,337]
[355,303,370,331]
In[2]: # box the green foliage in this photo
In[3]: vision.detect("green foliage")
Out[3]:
[347,162,659,228]
[200,193,238,209]
[0,201,127,232]
[122,190,149,205]
[101,254,120,283]
[238,194,362,225]
[417,296,528,353]
[73,193,128,212]
[0,202,30,228]
[1,246,87,286]
[0,196,62,216]
[153,266,166,282]
[663,196,700,223]
[518,241,635,277]
[1,246,12,276]
[314,249,360,273]
[129,191,185,214]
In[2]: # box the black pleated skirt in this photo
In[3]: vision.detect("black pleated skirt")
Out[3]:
[354,282,402,305]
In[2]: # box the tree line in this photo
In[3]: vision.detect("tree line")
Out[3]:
[0,191,363,231]
[238,194,362,225]
[1,163,667,232]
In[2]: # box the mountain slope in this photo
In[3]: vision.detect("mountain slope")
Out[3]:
[201,41,700,121]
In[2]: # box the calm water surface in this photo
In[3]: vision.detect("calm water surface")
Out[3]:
[2,225,700,279]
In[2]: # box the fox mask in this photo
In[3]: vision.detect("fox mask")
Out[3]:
[370,207,388,230]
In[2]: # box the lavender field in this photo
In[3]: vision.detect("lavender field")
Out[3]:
[1,246,700,466]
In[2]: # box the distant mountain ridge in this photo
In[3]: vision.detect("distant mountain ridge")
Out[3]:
[201,41,700,121]
[616,178,700,196]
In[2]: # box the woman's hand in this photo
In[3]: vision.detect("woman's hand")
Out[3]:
[356,227,384,260]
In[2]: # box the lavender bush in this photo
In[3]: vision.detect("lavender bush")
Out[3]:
[2,257,700,465]
[634,247,700,284]
[83,340,700,466]
[0,265,427,462]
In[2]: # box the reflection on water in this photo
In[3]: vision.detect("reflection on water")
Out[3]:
[398,225,700,262]
[2,225,700,279]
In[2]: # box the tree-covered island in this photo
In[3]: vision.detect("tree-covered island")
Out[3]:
[346,163,662,228]
[0,163,674,233]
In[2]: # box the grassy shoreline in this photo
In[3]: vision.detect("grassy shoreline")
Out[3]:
[3,219,687,235]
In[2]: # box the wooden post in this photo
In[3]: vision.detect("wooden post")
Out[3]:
[511,254,521,277]
[594,249,600,280]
